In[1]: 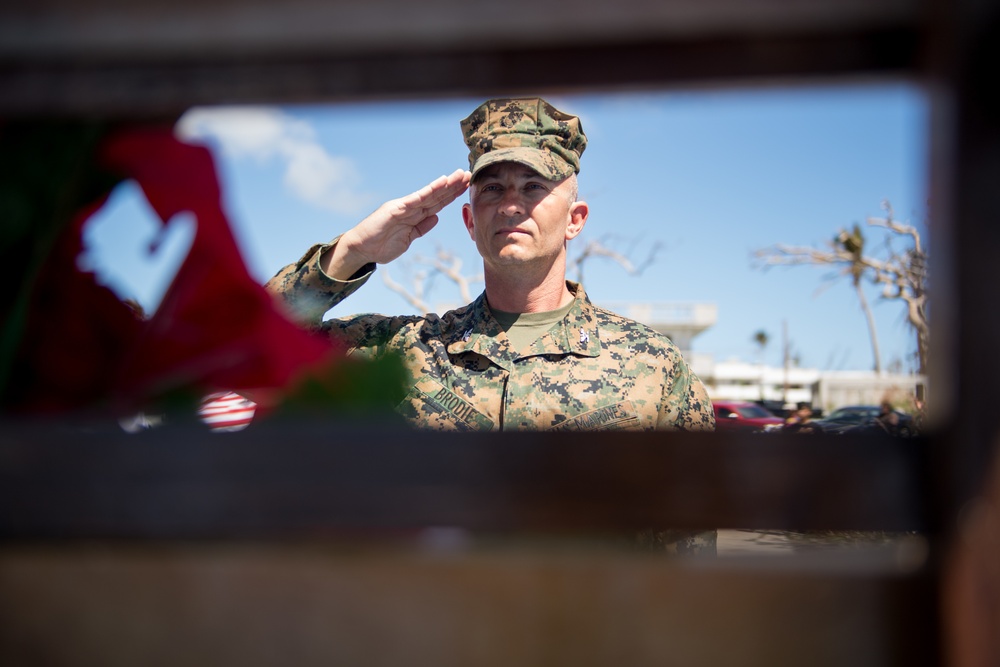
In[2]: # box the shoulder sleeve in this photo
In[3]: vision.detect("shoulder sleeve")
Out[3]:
[266,237,432,357]
[265,236,376,325]
[659,358,716,431]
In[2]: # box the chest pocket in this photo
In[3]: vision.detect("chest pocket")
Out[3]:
[396,376,495,432]
[546,401,642,432]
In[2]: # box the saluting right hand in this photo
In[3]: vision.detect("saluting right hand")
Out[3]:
[321,169,471,280]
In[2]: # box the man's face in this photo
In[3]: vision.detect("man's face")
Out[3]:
[462,162,588,273]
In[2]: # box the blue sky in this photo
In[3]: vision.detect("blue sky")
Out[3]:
[81,82,929,372]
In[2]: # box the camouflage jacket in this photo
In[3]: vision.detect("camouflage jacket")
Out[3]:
[267,241,715,433]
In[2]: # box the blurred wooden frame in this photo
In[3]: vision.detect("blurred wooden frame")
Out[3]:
[3,0,1000,665]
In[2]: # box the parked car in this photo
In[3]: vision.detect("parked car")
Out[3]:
[814,405,882,431]
[713,400,785,432]
[812,404,914,436]
[752,399,792,420]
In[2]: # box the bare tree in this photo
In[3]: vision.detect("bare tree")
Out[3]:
[382,246,484,313]
[384,233,663,313]
[568,234,663,285]
[753,201,929,375]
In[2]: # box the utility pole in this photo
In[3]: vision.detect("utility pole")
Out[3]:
[782,320,790,407]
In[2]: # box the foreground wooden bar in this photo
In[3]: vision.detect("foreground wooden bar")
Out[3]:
[0,420,930,539]
[0,540,936,667]
[0,28,919,118]
[0,0,923,116]
[0,420,940,665]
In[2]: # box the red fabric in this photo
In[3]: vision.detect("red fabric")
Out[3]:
[100,128,341,411]
[13,195,143,412]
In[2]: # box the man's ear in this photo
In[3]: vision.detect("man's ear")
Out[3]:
[565,201,589,240]
[461,203,475,239]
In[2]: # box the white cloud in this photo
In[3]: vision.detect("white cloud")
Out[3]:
[176,106,373,215]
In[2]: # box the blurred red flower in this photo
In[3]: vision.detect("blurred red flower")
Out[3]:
[9,126,342,417]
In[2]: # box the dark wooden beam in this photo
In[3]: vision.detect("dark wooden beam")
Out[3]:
[1,27,921,118]
[0,419,930,539]
[0,543,938,667]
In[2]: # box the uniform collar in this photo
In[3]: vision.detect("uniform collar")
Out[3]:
[446,281,602,365]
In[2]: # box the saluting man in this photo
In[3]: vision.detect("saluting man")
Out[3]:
[268,97,714,433]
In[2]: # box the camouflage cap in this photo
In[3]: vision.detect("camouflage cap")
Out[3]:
[461,98,587,181]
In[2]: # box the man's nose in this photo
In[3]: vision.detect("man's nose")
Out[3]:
[498,189,524,217]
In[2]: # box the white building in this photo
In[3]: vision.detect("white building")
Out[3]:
[613,300,926,413]
[701,359,926,413]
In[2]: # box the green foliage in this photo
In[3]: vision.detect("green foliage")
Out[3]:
[274,352,408,423]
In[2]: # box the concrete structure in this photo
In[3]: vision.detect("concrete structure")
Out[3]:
[604,302,717,362]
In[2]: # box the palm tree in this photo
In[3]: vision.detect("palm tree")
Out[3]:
[752,329,769,400]
[837,224,882,374]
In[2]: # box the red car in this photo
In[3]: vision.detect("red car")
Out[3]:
[713,400,784,432]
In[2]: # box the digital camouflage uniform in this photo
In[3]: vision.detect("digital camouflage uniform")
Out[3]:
[266,243,715,433]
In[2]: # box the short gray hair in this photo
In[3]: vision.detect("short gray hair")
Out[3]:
[564,173,579,203]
